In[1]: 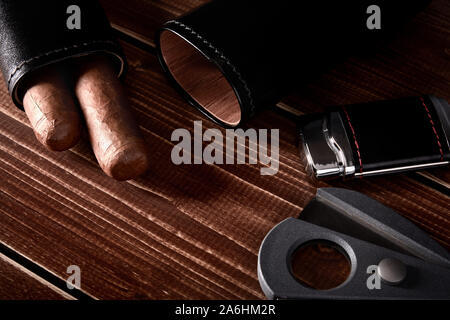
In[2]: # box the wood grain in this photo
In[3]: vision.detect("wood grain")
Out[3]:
[0,252,71,300]
[159,30,242,126]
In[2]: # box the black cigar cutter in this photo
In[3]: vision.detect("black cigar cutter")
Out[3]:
[299,95,450,179]
[257,188,450,299]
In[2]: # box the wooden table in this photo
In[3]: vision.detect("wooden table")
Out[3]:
[0,0,449,299]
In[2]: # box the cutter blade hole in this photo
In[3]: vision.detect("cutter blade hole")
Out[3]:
[290,240,351,290]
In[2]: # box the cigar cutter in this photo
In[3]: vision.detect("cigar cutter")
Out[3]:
[257,188,450,299]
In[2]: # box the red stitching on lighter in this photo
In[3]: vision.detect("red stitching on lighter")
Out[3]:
[420,97,444,161]
[342,106,363,176]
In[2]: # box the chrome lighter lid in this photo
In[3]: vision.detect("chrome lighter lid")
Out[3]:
[299,111,355,179]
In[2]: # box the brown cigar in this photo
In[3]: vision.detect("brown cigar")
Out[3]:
[23,65,81,151]
[74,56,150,181]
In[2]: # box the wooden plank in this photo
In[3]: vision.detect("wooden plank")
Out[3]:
[0,251,71,300]
[100,0,450,189]
[0,41,448,299]
[0,65,309,299]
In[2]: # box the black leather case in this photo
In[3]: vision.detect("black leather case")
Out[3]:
[299,95,450,179]
[340,95,450,175]
[157,0,430,127]
[0,0,126,108]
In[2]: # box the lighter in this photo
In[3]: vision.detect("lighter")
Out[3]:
[299,95,450,179]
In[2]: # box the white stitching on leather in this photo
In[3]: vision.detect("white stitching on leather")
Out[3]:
[169,20,255,115]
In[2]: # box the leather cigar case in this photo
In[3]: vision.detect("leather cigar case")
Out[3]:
[299,95,450,179]
[157,0,430,128]
[0,0,126,108]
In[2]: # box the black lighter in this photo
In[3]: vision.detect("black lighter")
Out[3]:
[299,95,450,179]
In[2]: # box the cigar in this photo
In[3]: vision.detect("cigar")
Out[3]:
[23,65,81,151]
[74,56,150,181]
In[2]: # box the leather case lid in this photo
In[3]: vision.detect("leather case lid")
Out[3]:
[0,0,126,108]
[339,96,450,174]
